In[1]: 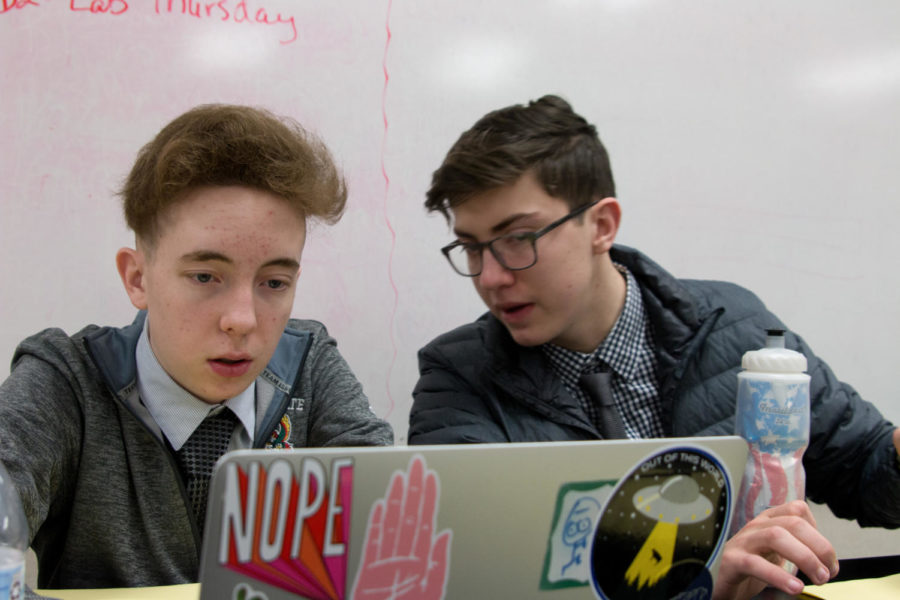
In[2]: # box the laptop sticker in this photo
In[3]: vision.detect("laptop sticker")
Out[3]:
[540,480,617,589]
[351,454,452,600]
[233,581,269,600]
[590,447,732,600]
[217,456,354,599]
[265,414,294,449]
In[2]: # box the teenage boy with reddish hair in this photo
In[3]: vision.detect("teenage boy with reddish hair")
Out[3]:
[0,104,393,594]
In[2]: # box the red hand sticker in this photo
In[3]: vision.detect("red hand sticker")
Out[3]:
[351,456,451,599]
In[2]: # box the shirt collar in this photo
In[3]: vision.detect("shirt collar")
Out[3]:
[542,263,647,384]
[135,318,256,451]
[595,264,647,380]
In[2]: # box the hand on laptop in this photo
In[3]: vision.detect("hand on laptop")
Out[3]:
[714,500,838,600]
[351,456,452,599]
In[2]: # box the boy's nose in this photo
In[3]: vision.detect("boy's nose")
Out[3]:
[220,287,257,335]
[477,249,514,289]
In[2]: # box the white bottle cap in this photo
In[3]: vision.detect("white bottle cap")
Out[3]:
[741,329,807,373]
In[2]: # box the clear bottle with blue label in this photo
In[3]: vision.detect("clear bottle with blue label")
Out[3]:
[0,460,27,600]
[732,329,810,534]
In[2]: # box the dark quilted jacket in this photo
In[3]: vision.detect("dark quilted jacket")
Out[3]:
[410,245,900,528]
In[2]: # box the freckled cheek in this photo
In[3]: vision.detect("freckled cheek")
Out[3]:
[259,302,292,327]
[171,318,202,345]
[172,304,218,333]
[153,298,193,336]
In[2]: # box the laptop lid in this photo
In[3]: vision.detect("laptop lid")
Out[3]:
[198,436,747,600]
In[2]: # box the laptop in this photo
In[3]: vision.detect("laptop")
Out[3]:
[198,437,748,600]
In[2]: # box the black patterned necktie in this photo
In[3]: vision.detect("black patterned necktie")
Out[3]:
[176,408,237,536]
[579,369,628,439]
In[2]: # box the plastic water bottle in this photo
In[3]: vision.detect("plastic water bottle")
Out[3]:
[0,461,28,600]
[732,329,810,534]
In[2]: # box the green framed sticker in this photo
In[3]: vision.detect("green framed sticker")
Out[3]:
[540,479,617,590]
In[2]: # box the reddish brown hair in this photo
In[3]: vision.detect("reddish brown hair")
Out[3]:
[120,104,347,246]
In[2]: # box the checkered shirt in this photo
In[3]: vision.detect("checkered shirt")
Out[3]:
[542,264,665,439]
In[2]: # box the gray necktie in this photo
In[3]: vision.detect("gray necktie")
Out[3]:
[176,408,237,535]
[579,370,628,439]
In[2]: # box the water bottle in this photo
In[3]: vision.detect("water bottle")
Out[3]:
[732,329,810,534]
[0,461,28,600]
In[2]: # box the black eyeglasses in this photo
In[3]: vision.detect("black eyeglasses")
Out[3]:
[441,199,600,277]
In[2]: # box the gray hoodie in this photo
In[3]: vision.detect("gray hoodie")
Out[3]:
[0,313,393,595]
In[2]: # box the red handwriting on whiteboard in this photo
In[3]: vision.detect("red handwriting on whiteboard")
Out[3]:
[70,0,129,15]
[1,0,39,15]
[155,0,298,45]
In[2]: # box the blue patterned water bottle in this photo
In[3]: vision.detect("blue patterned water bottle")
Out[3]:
[0,461,27,600]
[732,329,810,534]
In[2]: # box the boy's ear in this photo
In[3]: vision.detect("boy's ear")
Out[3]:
[116,247,148,310]
[590,197,621,254]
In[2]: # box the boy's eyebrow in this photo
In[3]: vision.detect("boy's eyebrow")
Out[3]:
[181,250,233,264]
[180,250,300,271]
[264,257,302,270]
[453,212,537,239]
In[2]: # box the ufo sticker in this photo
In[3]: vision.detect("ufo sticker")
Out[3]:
[589,447,733,600]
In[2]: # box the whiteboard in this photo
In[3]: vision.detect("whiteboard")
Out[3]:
[2,0,899,447]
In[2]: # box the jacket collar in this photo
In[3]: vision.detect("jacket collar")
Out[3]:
[609,245,703,347]
[609,245,724,432]
[483,314,557,399]
[83,311,312,445]
[482,313,597,432]
[609,245,721,374]
[479,245,723,432]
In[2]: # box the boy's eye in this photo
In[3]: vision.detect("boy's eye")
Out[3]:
[192,273,214,284]
[502,231,536,244]
[509,231,534,240]
[457,242,482,257]
[266,279,288,290]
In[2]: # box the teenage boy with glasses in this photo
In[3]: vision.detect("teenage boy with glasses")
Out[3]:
[409,95,900,600]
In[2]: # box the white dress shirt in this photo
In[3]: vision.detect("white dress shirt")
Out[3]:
[135,319,255,451]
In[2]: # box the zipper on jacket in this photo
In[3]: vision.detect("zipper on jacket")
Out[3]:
[85,338,204,552]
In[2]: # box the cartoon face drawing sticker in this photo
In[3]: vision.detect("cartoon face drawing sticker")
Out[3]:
[562,497,603,576]
[541,481,616,589]
[589,448,732,600]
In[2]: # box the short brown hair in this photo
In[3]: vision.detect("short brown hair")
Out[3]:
[120,104,347,246]
[425,95,615,221]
